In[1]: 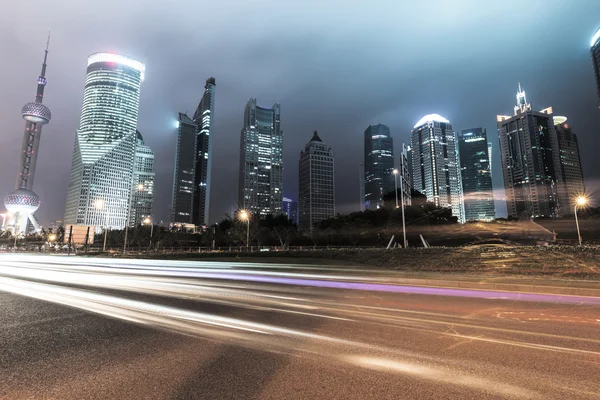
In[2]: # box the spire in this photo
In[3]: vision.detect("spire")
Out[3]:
[35,31,50,103]
[514,82,529,115]
[310,130,322,142]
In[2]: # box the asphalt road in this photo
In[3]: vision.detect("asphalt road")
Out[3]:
[0,255,599,399]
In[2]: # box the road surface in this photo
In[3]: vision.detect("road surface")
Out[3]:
[0,255,599,399]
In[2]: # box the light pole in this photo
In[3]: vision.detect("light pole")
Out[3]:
[392,169,399,208]
[393,168,407,248]
[574,196,588,246]
[239,210,250,250]
[95,199,109,252]
[144,217,153,251]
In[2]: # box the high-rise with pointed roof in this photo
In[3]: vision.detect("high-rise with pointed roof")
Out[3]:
[299,131,335,231]
[64,53,145,229]
[497,84,563,218]
[4,33,52,234]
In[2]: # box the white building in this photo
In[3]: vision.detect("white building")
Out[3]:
[411,114,465,223]
[64,53,145,229]
[299,131,335,231]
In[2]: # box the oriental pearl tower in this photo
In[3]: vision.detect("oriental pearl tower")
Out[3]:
[4,33,52,234]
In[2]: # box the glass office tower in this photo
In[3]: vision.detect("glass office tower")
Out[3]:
[458,128,495,221]
[411,114,465,223]
[238,99,283,217]
[192,77,216,226]
[64,53,145,229]
[364,124,394,210]
[171,113,197,224]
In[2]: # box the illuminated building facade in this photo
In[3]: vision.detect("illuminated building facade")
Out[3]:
[130,130,154,227]
[497,84,563,218]
[299,131,335,231]
[411,114,465,223]
[171,113,197,224]
[192,77,216,226]
[591,26,600,102]
[553,116,585,203]
[64,53,145,229]
[364,124,394,210]
[457,128,495,221]
[238,99,283,216]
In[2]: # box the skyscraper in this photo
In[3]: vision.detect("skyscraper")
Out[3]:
[364,124,394,210]
[553,116,585,203]
[411,114,465,223]
[192,78,216,226]
[170,113,197,224]
[299,131,335,231]
[590,26,600,102]
[488,142,493,177]
[282,197,298,225]
[4,34,52,234]
[457,128,495,221]
[238,99,283,217]
[497,84,562,218]
[130,130,154,227]
[64,53,145,229]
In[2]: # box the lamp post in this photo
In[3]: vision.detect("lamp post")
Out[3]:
[574,196,588,246]
[393,168,407,248]
[239,210,250,250]
[144,217,153,251]
[392,169,399,208]
[95,199,109,252]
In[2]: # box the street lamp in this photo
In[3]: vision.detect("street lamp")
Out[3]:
[95,199,109,252]
[393,169,407,248]
[574,196,588,246]
[392,169,399,208]
[48,234,56,242]
[239,210,250,250]
[143,217,154,250]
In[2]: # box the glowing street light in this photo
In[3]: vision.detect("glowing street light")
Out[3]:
[392,169,407,248]
[48,234,56,242]
[239,210,250,250]
[574,196,588,246]
[392,169,399,208]
[143,217,154,250]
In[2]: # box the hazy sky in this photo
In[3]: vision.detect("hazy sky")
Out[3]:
[1,0,600,225]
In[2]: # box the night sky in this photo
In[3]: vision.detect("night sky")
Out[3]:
[1,1,600,225]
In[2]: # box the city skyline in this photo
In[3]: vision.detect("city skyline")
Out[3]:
[2,2,600,225]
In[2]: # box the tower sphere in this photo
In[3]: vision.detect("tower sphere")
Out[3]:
[4,188,41,214]
[22,102,51,124]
